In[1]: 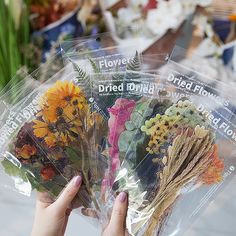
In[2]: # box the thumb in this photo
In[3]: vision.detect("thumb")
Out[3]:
[108,192,128,234]
[51,175,82,215]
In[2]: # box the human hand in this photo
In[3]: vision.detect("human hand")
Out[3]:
[31,175,82,236]
[102,192,130,236]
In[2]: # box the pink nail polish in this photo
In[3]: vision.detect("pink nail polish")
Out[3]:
[118,192,127,203]
[73,176,82,187]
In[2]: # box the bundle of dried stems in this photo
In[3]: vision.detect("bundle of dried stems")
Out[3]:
[133,126,215,236]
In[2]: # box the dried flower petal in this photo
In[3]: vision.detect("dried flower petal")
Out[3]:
[194,125,208,138]
[16,144,37,160]
[162,156,167,165]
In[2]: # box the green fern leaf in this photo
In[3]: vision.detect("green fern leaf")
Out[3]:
[126,51,141,72]
[89,58,101,74]
[70,60,91,93]
[112,72,125,81]
[126,51,141,81]
[70,60,88,80]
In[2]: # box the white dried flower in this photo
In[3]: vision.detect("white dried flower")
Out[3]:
[117,8,141,25]
[194,125,209,138]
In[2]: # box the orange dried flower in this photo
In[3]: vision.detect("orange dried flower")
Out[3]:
[16,144,37,160]
[200,144,224,185]
[40,165,57,181]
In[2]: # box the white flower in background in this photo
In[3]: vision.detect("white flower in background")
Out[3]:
[117,8,141,25]
[113,0,212,42]
[130,0,149,7]
[168,0,183,27]
[146,8,169,36]
[181,0,197,15]
[146,0,183,36]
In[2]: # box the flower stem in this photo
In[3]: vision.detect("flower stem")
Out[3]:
[80,142,101,212]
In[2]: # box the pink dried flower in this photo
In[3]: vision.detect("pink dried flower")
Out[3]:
[108,98,136,149]
[101,98,135,196]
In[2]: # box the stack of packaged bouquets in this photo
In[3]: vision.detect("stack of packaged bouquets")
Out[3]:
[1,33,236,236]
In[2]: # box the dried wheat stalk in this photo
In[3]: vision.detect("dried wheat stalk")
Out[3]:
[133,126,214,236]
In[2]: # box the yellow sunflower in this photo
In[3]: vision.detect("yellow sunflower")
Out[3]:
[33,116,81,148]
[45,81,86,108]
[39,81,88,123]
[33,81,94,148]
[33,119,57,147]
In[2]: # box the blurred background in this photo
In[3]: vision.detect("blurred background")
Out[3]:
[0,0,236,235]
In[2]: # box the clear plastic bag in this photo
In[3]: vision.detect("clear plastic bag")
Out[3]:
[165,46,236,105]
[141,54,169,73]
[147,47,236,236]
[89,70,164,197]
[104,67,236,236]
[62,37,143,76]
[0,70,40,110]
[60,32,117,54]
[61,33,169,76]
[0,93,69,198]
[0,71,41,195]
[2,36,236,236]
[62,44,144,203]
[87,69,154,202]
[0,53,74,196]
[0,66,103,212]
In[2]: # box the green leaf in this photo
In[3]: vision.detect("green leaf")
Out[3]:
[25,172,46,192]
[65,147,91,172]
[1,158,28,182]
[125,121,136,131]
[70,60,91,94]
[126,51,141,80]
[26,172,66,196]
[126,51,141,72]
[112,72,125,81]
[66,147,83,168]
[89,58,100,74]
[0,0,30,88]
[71,60,88,80]
[118,130,136,153]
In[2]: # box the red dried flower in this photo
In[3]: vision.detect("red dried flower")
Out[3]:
[40,165,57,181]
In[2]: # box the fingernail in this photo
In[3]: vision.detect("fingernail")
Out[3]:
[118,192,127,203]
[73,176,82,187]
